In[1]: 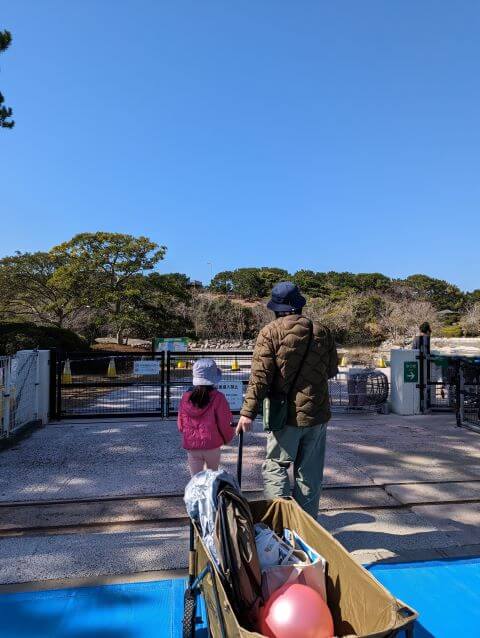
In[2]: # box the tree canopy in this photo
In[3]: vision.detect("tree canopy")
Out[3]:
[0,251,84,327]
[211,267,290,298]
[404,274,465,311]
[50,232,167,342]
[0,30,14,129]
[0,232,478,347]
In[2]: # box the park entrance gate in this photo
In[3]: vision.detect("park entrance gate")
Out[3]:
[52,350,392,419]
[53,350,166,419]
[415,343,480,434]
[52,350,251,419]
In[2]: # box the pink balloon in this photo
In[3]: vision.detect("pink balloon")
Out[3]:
[259,583,334,638]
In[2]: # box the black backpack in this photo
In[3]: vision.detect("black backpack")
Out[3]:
[214,484,263,629]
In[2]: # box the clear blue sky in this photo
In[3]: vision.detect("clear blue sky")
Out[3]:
[1,2,480,290]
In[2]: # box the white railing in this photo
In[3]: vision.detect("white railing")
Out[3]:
[1,350,49,438]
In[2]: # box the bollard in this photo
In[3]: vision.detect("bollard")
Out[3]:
[62,359,72,384]
[107,357,117,378]
[231,357,240,372]
[376,356,388,369]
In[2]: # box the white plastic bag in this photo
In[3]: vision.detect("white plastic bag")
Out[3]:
[254,524,309,570]
[260,529,328,602]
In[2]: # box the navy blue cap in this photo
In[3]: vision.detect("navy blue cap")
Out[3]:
[267,281,306,312]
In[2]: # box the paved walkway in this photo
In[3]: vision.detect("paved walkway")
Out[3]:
[1,412,480,584]
[2,412,480,501]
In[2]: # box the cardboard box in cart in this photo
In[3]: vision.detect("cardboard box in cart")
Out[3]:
[193,498,417,638]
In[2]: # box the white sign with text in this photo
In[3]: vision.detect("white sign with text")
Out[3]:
[217,380,244,411]
[133,360,161,376]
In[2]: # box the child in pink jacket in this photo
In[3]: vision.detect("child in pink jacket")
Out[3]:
[178,358,234,476]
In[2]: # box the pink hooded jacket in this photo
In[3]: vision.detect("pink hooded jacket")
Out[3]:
[177,390,234,450]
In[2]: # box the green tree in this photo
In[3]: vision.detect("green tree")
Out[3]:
[352,273,391,292]
[256,267,290,292]
[121,272,194,339]
[0,30,14,129]
[404,274,465,311]
[293,270,329,297]
[0,251,86,327]
[210,271,234,293]
[212,267,289,298]
[51,232,166,343]
[465,289,480,306]
[230,269,265,298]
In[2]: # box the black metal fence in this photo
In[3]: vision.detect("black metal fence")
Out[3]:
[426,354,459,412]
[456,359,480,433]
[53,349,390,419]
[166,351,251,416]
[55,351,165,418]
[415,349,480,432]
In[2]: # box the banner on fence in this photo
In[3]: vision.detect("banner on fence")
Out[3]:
[217,380,243,410]
[133,360,161,376]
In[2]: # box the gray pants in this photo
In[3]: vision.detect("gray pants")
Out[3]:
[262,423,327,518]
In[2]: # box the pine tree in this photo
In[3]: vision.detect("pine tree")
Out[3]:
[0,30,14,129]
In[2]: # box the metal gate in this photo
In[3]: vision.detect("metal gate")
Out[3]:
[55,351,165,419]
[456,358,480,433]
[165,351,252,416]
[426,354,459,411]
[416,343,459,413]
[54,348,390,419]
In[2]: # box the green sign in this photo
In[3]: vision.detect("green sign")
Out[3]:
[404,361,418,383]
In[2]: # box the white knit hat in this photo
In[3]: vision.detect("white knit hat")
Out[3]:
[192,358,222,386]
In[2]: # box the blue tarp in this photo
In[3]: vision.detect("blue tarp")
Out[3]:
[2,557,480,637]
[370,557,480,637]
[0,578,195,638]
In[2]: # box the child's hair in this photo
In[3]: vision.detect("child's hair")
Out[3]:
[189,385,214,409]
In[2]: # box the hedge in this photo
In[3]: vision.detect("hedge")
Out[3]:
[0,323,88,355]
[440,325,463,338]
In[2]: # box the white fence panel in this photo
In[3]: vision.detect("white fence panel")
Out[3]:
[1,350,40,438]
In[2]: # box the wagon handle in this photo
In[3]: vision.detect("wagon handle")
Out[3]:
[237,429,243,487]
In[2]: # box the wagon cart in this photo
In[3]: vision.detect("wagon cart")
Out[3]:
[183,432,418,638]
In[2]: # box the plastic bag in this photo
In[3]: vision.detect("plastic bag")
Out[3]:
[260,529,328,602]
[254,523,309,570]
[184,469,239,565]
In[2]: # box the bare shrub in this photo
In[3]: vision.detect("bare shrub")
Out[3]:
[250,303,274,333]
[378,298,439,343]
[190,295,253,340]
[460,303,480,336]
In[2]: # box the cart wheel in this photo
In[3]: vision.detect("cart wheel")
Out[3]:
[183,588,196,638]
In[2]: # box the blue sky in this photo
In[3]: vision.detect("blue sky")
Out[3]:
[1,2,479,290]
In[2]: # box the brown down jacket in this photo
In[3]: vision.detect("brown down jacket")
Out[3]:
[240,314,339,426]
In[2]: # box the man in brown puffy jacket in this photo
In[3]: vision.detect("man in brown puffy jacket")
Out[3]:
[237,282,338,517]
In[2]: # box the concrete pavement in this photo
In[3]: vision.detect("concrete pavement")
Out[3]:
[1,412,480,584]
[3,412,480,502]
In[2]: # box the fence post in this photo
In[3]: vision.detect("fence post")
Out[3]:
[456,362,464,428]
[2,359,11,437]
[160,351,165,418]
[56,357,62,420]
[166,352,171,418]
[49,349,57,420]
[34,350,40,421]
[0,359,9,437]
[417,343,426,414]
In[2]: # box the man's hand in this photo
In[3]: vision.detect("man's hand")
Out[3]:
[236,416,253,435]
